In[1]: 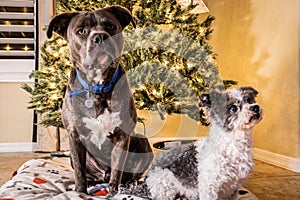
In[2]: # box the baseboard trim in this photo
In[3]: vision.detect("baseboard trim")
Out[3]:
[0,142,36,152]
[1,143,299,172]
[253,148,300,172]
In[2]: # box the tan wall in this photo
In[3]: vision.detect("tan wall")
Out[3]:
[0,83,33,143]
[203,0,300,158]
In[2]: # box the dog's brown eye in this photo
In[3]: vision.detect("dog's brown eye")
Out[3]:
[106,23,115,30]
[77,28,85,35]
[229,105,238,113]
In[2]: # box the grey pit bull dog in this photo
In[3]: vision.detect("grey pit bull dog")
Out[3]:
[46,6,153,195]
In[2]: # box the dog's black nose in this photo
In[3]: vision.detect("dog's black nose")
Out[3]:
[92,33,109,44]
[250,105,260,113]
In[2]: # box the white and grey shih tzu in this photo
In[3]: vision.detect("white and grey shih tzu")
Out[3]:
[127,86,263,200]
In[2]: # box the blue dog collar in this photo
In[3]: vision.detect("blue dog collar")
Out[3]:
[69,65,121,98]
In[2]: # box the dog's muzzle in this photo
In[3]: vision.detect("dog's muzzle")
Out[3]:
[83,31,120,68]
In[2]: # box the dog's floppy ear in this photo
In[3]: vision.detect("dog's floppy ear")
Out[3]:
[240,86,258,97]
[201,91,227,107]
[47,12,79,40]
[104,5,136,29]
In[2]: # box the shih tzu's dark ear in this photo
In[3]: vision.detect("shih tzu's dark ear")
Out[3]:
[104,5,136,29]
[240,86,258,96]
[47,12,79,40]
[240,86,259,104]
[240,86,259,99]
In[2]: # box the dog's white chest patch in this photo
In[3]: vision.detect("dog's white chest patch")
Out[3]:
[82,109,122,149]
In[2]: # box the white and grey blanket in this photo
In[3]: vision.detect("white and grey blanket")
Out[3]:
[0,157,258,200]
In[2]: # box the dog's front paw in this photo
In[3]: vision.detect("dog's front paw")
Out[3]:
[75,184,88,194]
[108,182,119,196]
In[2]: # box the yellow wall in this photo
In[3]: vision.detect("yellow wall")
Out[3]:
[0,83,33,143]
[203,0,299,158]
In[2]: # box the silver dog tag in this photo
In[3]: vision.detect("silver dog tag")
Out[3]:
[85,90,94,108]
[85,98,94,108]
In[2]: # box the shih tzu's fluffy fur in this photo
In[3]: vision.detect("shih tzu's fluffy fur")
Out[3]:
[146,87,263,200]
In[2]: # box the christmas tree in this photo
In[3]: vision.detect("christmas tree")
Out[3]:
[23,0,236,130]
[22,37,71,128]
[21,37,71,151]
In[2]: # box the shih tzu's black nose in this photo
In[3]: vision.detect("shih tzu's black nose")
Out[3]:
[250,105,260,113]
